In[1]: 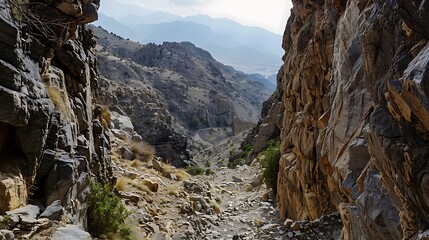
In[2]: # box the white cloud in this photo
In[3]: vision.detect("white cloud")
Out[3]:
[121,0,292,34]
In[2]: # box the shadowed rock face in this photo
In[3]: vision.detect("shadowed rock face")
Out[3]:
[247,0,429,238]
[0,0,111,227]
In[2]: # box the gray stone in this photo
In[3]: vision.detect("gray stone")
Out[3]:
[0,230,14,240]
[39,200,63,220]
[419,230,429,240]
[232,176,243,183]
[52,225,91,240]
[6,204,41,219]
[120,147,135,160]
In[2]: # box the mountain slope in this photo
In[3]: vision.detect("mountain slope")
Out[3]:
[92,26,271,161]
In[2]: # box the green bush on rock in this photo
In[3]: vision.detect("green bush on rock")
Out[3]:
[258,140,281,194]
[87,180,131,239]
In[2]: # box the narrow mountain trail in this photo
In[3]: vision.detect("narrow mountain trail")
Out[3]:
[109,130,343,240]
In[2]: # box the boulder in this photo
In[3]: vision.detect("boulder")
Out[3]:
[52,225,91,240]
[39,200,63,221]
[0,171,27,213]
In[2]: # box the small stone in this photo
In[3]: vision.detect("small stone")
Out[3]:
[232,176,243,183]
[284,219,294,228]
[287,231,294,238]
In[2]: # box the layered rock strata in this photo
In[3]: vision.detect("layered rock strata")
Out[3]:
[0,0,111,228]
[257,0,429,239]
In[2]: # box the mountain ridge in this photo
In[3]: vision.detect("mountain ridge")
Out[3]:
[94,2,283,77]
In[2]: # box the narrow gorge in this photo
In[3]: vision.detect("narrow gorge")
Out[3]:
[0,0,429,240]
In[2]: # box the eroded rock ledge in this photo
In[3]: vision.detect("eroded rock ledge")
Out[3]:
[264,0,429,239]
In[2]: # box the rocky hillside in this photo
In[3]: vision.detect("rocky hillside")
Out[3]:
[92,26,272,163]
[0,0,113,238]
[246,0,429,239]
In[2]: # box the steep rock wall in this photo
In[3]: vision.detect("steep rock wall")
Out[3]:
[0,0,111,227]
[277,0,429,239]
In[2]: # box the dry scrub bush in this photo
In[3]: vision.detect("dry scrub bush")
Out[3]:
[130,142,155,162]
[162,164,191,181]
[115,177,130,191]
[101,107,111,130]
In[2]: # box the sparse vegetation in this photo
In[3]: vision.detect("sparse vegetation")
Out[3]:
[228,144,252,169]
[160,163,191,180]
[258,140,281,194]
[186,165,206,176]
[131,159,142,168]
[46,86,70,120]
[130,142,155,162]
[87,180,131,239]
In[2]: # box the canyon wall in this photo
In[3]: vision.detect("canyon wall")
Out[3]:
[0,0,111,227]
[273,0,429,238]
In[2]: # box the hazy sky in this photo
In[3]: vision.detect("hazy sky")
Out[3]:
[121,0,292,34]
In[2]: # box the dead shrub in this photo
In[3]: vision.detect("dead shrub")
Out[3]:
[130,142,155,162]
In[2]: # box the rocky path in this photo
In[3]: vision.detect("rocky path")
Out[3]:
[104,128,345,240]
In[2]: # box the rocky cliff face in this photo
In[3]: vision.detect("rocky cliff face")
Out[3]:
[0,0,110,232]
[271,0,429,239]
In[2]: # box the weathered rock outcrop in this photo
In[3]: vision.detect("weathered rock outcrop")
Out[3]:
[271,0,429,239]
[0,0,111,233]
[98,77,194,167]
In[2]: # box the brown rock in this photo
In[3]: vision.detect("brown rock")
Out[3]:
[141,179,159,192]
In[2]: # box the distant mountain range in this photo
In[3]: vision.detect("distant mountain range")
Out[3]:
[94,0,283,79]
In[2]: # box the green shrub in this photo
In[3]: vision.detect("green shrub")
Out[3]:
[227,158,244,169]
[259,140,281,194]
[87,180,131,239]
[186,166,206,176]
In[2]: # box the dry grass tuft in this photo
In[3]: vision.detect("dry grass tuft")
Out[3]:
[130,142,155,162]
[46,86,70,120]
[161,164,191,181]
[132,180,153,195]
[210,202,222,214]
[131,160,142,168]
[174,169,191,181]
[115,177,130,191]
[101,107,111,129]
